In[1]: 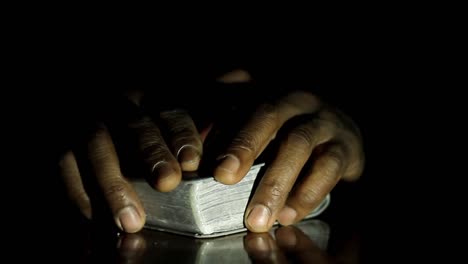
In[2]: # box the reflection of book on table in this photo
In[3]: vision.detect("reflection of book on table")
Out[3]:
[130,163,331,238]
[195,220,330,264]
[132,219,330,263]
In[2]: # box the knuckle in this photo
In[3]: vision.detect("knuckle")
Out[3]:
[324,152,344,175]
[230,104,279,155]
[173,135,202,149]
[104,181,129,203]
[255,104,279,131]
[231,131,259,154]
[137,130,169,158]
[319,144,347,176]
[298,186,322,209]
[257,103,279,121]
[89,145,113,161]
[288,126,315,147]
[139,128,161,144]
[142,145,174,168]
[141,140,168,157]
[314,116,338,137]
[260,179,288,204]
[167,119,195,136]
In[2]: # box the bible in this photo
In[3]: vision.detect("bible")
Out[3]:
[130,163,330,238]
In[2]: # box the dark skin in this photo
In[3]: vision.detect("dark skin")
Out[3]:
[59,69,365,233]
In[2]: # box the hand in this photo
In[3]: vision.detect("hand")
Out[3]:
[57,70,252,233]
[213,90,365,232]
[59,91,204,233]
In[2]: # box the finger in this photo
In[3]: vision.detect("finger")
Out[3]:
[59,150,92,219]
[328,106,365,182]
[275,226,329,263]
[342,134,365,181]
[129,116,181,192]
[244,232,287,263]
[245,116,334,233]
[215,92,322,185]
[159,109,202,172]
[278,143,347,226]
[88,125,146,233]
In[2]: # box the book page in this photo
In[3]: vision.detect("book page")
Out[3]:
[196,164,264,235]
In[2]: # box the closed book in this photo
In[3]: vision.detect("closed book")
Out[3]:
[131,164,330,238]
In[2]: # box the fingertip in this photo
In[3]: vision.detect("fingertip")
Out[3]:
[214,154,242,185]
[180,160,200,172]
[177,146,201,172]
[115,206,145,233]
[245,204,272,233]
[278,206,297,226]
[152,162,181,192]
[213,170,241,185]
[156,179,180,192]
[154,173,181,192]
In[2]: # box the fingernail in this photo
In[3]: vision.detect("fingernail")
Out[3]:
[177,146,200,171]
[278,206,297,226]
[116,206,142,233]
[247,204,271,231]
[246,236,270,252]
[152,161,178,189]
[153,161,175,178]
[217,154,240,174]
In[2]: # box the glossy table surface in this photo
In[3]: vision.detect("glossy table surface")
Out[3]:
[116,219,335,263]
[63,218,361,264]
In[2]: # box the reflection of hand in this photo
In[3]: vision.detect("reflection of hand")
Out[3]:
[213,91,365,232]
[244,225,329,263]
[116,233,147,264]
[59,92,203,233]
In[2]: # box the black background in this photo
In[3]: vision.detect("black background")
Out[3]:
[10,30,443,261]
